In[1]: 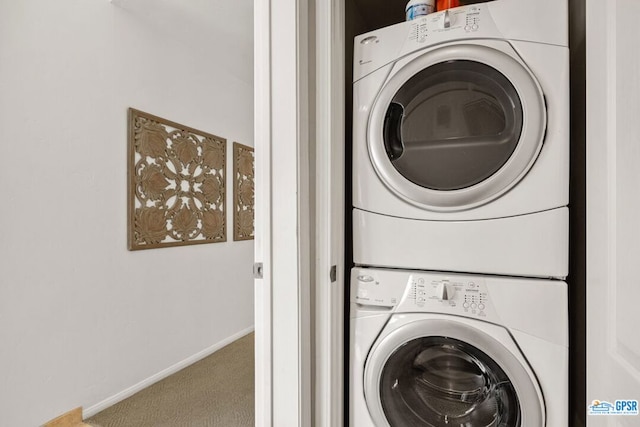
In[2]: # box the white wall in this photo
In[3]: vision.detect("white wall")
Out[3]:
[0,1,254,425]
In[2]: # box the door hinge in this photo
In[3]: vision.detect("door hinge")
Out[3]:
[330,265,337,283]
[253,262,264,279]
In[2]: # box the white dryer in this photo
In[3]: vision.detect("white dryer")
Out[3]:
[352,0,569,278]
[349,267,568,426]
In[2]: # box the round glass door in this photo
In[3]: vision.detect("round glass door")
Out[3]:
[384,60,522,191]
[368,43,546,211]
[379,337,520,426]
[363,318,544,427]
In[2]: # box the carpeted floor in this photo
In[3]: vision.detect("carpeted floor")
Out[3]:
[85,333,254,427]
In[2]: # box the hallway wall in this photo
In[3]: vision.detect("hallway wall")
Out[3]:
[0,1,254,425]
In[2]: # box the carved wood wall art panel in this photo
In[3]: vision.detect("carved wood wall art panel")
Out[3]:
[128,108,226,250]
[233,142,255,241]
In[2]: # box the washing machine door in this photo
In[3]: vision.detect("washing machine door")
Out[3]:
[368,42,546,211]
[363,318,544,427]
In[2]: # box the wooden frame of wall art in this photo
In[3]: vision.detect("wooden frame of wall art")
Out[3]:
[127,108,227,250]
[232,142,255,241]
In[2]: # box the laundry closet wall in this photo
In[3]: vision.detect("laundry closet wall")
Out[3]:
[0,1,253,426]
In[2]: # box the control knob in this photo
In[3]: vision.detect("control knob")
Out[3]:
[442,10,453,29]
[435,281,455,301]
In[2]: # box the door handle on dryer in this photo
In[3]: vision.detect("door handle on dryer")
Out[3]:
[384,102,405,160]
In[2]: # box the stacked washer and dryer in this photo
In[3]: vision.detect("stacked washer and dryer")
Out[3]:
[349,0,569,425]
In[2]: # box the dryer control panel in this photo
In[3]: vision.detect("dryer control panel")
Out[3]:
[407,5,484,44]
[353,4,501,82]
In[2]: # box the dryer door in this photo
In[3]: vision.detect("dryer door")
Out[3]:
[363,318,544,427]
[368,42,545,211]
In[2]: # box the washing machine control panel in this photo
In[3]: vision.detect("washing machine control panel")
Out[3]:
[409,275,492,319]
[352,268,497,319]
[353,272,401,308]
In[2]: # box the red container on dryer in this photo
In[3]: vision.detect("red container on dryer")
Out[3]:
[437,0,460,10]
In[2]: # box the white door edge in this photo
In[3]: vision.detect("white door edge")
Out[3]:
[315,0,346,426]
[586,0,640,424]
[254,0,314,426]
[255,0,346,425]
[254,0,272,424]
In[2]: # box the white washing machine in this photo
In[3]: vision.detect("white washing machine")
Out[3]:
[352,0,569,278]
[349,267,568,426]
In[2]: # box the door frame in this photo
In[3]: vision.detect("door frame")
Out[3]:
[254,0,345,425]
[314,0,346,425]
[253,0,273,423]
[254,0,312,424]
[586,0,640,424]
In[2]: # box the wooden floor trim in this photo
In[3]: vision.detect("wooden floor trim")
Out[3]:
[42,407,90,427]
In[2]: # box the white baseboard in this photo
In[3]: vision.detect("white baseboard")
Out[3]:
[83,326,255,419]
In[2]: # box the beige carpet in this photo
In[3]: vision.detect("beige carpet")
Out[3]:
[85,333,254,427]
